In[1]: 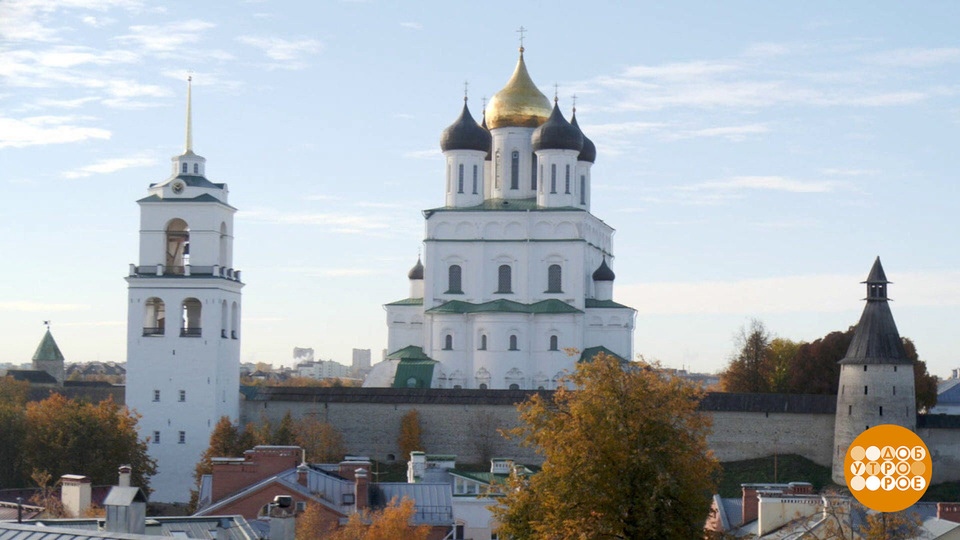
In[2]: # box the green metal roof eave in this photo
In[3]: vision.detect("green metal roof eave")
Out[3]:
[385,298,424,306]
[392,359,437,389]
[32,330,65,362]
[585,299,636,310]
[137,193,237,210]
[579,346,628,364]
[425,299,582,315]
[422,198,587,218]
[385,345,433,360]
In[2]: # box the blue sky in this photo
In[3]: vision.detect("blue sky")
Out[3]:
[2,1,959,377]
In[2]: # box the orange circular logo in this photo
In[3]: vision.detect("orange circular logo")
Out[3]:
[844,424,931,512]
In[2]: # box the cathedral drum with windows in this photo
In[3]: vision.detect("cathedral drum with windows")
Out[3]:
[370,47,636,390]
[125,78,243,503]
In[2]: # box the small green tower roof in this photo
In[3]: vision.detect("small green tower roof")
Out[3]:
[32,329,65,363]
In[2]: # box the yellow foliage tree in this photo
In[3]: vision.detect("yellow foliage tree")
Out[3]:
[329,497,430,540]
[492,353,718,540]
[295,502,336,540]
[397,409,423,461]
[295,416,346,463]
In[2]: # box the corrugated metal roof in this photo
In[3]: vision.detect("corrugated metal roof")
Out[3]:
[0,517,258,540]
[370,483,452,525]
[0,502,44,522]
[392,360,436,389]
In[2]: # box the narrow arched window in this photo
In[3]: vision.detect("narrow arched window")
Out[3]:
[181,162,187,173]
[497,265,512,293]
[447,265,462,293]
[494,150,501,188]
[479,334,487,350]
[444,334,453,350]
[181,298,202,337]
[472,165,478,194]
[509,383,520,390]
[549,335,558,351]
[531,153,537,190]
[479,383,488,390]
[539,164,544,192]
[165,219,189,272]
[550,164,557,193]
[231,302,239,339]
[509,335,519,351]
[547,264,562,293]
[565,165,570,193]
[193,163,199,174]
[458,164,464,193]
[144,298,166,336]
[580,175,586,204]
[407,377,418,388]
[510,151,519,189]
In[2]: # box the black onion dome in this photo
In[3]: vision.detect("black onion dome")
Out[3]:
[407,257,424,280]
[571,113,596,163]
[440,102,492,153]
[592,258,615,281]
[482,111,492,160]
[532,103,583,152]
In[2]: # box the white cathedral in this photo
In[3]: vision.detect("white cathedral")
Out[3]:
[368,47,637,390]
[125,78,243,502]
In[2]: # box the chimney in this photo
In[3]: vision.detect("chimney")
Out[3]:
[741,485,760,524]
[118,465,132,487]
[339,458,372,482]
[104,486,147,535]
[297,463,309,488]
[60,474,92,517]
[354,468,369,511]
[939,503,960,523]
[268,496,296,540]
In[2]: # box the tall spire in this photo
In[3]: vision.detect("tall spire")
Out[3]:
[185,75,193,153]
[840,257,909,365]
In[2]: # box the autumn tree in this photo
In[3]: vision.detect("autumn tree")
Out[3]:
[0,378,29,486]
[23,394,156,490]
[858,510,922,539]
[904,338,938,411]
[397,409,424,461]
[786,329,853,395]
[194,416,247,485]
[329,497,430,540]
[272,411,298,445]
[295,502,336,540]
[493,353,718,539]
[768,337,801,393]
[721,319,774,393]
[295,416,346,463]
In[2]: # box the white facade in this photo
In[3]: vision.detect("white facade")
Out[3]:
[296,359,350,380]
[379,51,635,390]
[125,79,243,503]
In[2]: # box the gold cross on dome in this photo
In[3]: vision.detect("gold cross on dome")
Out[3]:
[517,26,526,49]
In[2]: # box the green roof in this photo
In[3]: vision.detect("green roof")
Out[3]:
[386,345,433,360]
[426,299,582,315]
[385,297,424,306]
[585,298,634,309]
[579,346,628,363]
[32,329,64,363]
[423,198,586,218]
[392,357,437,389]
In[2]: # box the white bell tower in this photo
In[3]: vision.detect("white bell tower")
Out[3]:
[125,77,243,503]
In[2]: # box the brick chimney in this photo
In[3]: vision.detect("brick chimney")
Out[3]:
[60,475,91,517]
[742,485,759,525]
[118,465,132,487]
[210,446,302,503]
[354,468,369,511]
[296,463,309,488]
[339,458,372,482]
[938,503,960,523]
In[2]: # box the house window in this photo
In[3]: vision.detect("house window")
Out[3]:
[497,265,512,293]
[179,431,186,444]
[893,386,896,395]
[153,431,161,444]
[179,390,185,402]
[550,164,557,193]
[342,494,355,505]
[864,365,867,372]
[509,383,520,390]
[296,501,307,512]
[479,334,487,350]
[458,164,464,193]
[510,151,519,189]
[580,175,586,204]
[879,406,883,416]
[549,335,559,351]
[565,165,570,193]
[547,264,562,293]
[865,385,868,395]
[181,163,187,173]
[153,390,160,402]
[455,524,465,540]
[509,335,519,351]
[444,334,453,350]
[472,165,478,194]
[531,153,537,189]
[848,405,852,415]
[193,163,199,174]
[447,265,462,293]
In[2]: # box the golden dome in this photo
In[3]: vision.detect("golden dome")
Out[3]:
[485,49,551,129]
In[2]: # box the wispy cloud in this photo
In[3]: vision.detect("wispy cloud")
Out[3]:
[399,22,422,30]
[820,168,879,177]
[687,175,843,194]
[0,301,88,312]
[664,123,769,142]
[62,154,158,179]
[237,36,323,69]
[117,19,215,52]
[238,208,401,236]
[403,149,442,160]
[862,47,960,67]
[622,60,740,80]
[0,115,110,148]
[282,267,389,277]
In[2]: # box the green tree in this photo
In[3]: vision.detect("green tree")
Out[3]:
[493,353,718,539]
[194,416,245,485]
[23,394,156,491]
[768,337,802,393]
[904,338,938,411]
[397,409,423,461]
[721,319,773,393]
[0,378,29,487]
[272,411,298,445]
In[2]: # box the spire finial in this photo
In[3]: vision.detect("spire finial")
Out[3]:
[516,26,526,53]
[572,94,577,114]
[553,83,559,103]
[185,74,193,153]
[43,320,51,330]
[463,80,469,103]
[481,96,487,111]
